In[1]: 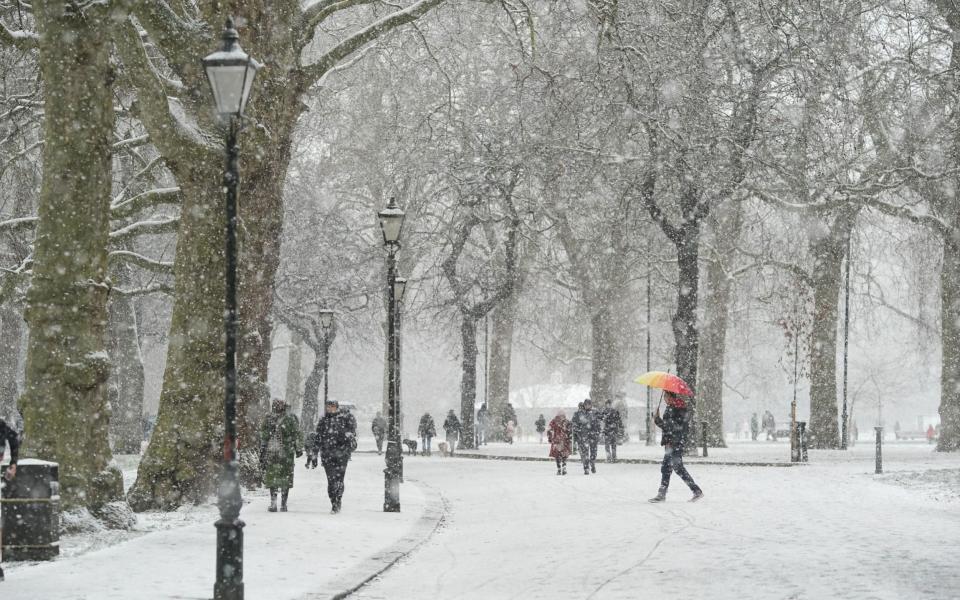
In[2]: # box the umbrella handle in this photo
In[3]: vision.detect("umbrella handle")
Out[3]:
[655,391,663,415]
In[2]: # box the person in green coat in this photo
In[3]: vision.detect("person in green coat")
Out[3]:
[260,399,304,512]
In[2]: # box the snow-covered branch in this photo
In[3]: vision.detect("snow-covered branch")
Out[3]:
[109,216,179,242]
[111,187,181,220]
[108,250,174,274]
[299,0,448,88]
[0,21,39,50]
[111,283,174,298]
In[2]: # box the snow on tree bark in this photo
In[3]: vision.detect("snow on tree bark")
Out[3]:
[20,2,123,509]
[126,170,227,511]
[939,237,960,451]
[488,289,518,440]
[806,208,858,449]
[696,199,744,448]
[107,281,146,454]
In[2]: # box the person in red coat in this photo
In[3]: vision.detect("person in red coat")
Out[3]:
[548,411,573,475]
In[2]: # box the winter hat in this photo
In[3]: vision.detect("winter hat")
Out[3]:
[325,398,339,408]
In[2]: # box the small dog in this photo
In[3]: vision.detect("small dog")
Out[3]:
[402,439,418,455]
[437,441,451,457]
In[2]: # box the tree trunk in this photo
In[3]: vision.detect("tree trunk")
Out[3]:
[0,306,23,419]
[285,332,303,417]
[696,201,743,447]
[127,165,227,510]
[236,139,293,461]
[20,4,122,509]
[589,305,620,407]
[806,209,858,449]
[672,224,701,451]
[458,317,478,449]
[301,354,325,437]
[488,290,518,439]
[939,238,960,451]
[107,288,146,454]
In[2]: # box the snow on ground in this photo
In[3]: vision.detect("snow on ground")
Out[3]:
[3,455,427,599]
[354,441,960,600]
[3,440,959,599]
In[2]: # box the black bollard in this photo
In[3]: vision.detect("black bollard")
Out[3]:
[874,426,883,474]
[799,422,808,462]
[701,421,708,458]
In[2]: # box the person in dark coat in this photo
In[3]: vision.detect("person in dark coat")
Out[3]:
[535,414,547,443]
[442,410,462,454]
[418,412,436,456]
[572,398,601,474]
[476,403,490,445]
[602,400,623,462]
[315,399,357,513]
[547,411,572,475]
[649,392,703,502]
[1,417,19,582]
[372,412,387,455]
[502,403,518,443]
[259,399,304,512]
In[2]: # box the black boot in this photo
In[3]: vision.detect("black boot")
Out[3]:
[281,489,289,512]
[648,486,667,503]
[1,564,5,582]
[268,488,278,512]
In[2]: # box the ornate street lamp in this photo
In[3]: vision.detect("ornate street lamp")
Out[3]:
[378,198,405,512]
[319,309,335,408]
[203,17,260,600]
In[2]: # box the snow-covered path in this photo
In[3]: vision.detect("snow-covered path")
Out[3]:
[3,455,431,600]
[355,448,960,600]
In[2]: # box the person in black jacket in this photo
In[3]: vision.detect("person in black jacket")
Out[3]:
[314,399,357,513]
[442,410,462,454]
[649,392,703,502]
[572,399,601,474]
[602,400,624,463]
[1,417,19,582]
[371,412,387,455]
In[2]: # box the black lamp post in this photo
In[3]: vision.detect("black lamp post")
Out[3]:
[379,198,405,512]
[203,17,260,600]
[319,309,335,408]
[393,278,407,439]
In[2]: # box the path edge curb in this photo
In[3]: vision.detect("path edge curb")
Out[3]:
[300,479,446,600]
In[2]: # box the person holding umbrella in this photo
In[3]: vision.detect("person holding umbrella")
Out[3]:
[634,371,704,503]
[650,391,703,502]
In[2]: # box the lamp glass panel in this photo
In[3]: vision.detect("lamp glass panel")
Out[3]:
[205,64,248,115]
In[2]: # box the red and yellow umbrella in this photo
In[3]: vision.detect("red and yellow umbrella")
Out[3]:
[633,371,693,408]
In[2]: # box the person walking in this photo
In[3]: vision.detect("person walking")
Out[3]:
[315,399,357,513]
[503,403,518,443]
[419,412,436,456]
[750,413,760,441]
[371,411,387,455]
[259,399,303,512]
[649,392,703,503]
[571,402,583,455]
[572,398,601,474]
[443,409,462,454]
[476,403,490,445]
[764,411,776,440]
[602,400,623,463]
[1,416,20,582]
[535,414,547,443]
[547,411,572,475]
